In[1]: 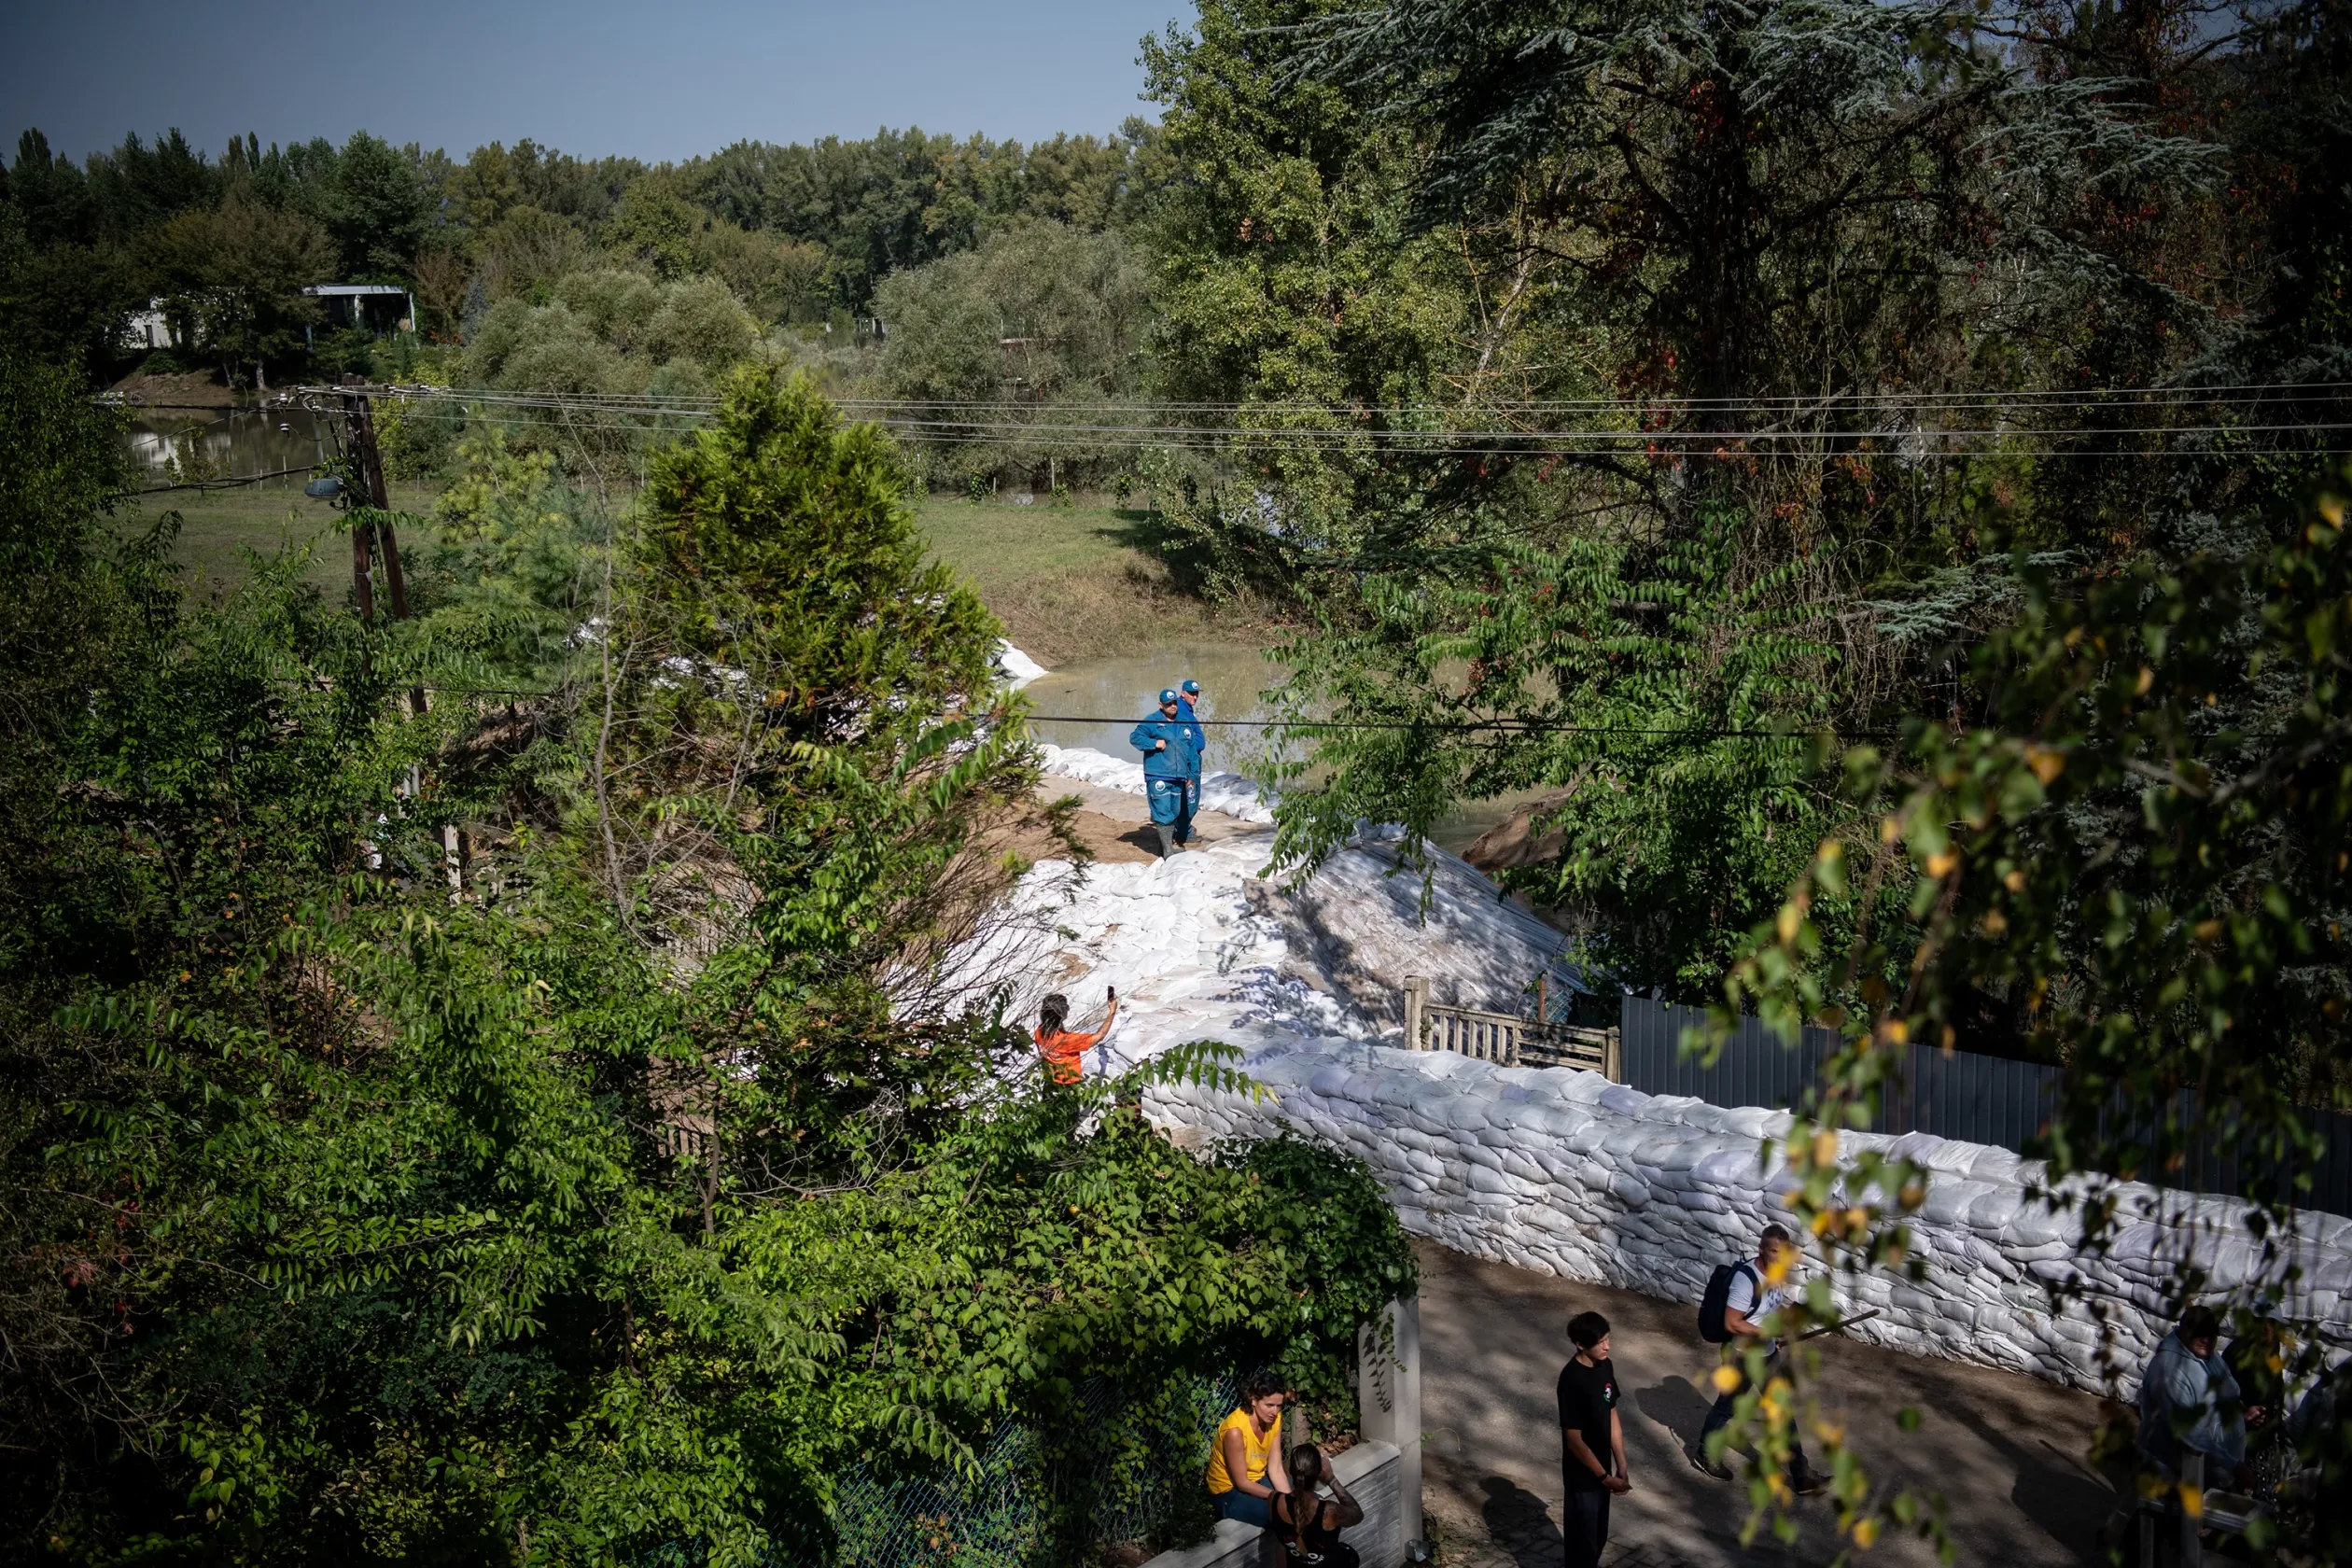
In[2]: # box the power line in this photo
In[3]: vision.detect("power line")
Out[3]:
[299,382,2351,459]
[1027,713,1872,738]
[329,401,2352,460]
[303,380,2352,413]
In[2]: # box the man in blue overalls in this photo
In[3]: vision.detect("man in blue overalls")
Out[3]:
[1129,689,1199,860]
[1175,678,1207,846]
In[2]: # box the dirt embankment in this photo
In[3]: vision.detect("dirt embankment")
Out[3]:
[109,370,247,409]
[984,555,1281,670]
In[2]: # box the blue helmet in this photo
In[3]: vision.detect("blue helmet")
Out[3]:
[1158,688,1180,706]
[1181,679,1201,694]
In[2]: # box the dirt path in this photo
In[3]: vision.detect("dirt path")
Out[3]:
[1031,776,1267,866]
[1412,1239,2122,1568]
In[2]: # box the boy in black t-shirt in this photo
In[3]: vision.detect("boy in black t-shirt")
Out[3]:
[1557,1310,1630,1568]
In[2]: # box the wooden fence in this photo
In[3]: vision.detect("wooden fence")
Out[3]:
[1403,977,1621,1080]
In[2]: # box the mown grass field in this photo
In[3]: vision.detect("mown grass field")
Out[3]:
[133,478,1273,667]
[135,479,441,599]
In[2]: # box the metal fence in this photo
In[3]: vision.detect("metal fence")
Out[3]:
[1617,997,2352,1219]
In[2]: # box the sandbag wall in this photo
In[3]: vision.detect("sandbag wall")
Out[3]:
[1144,1042,2352,1395]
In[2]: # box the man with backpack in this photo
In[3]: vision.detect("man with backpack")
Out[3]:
[1693,1223,1827,1492]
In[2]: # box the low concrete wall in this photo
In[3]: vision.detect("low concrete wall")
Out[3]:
[1141,1440,1406,1568]
[1146,1042,2352,1395]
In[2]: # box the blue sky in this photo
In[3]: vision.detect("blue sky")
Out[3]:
[3,0,1189,164]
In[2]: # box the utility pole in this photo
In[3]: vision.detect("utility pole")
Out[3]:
[341,384,377,623]
[337,380,457,893]
[340,376,412,621]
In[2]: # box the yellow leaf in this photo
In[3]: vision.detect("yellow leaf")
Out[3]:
[1712,1364,1743,1394]
[2135,666,2154,695]
[1854,1518,1882,1549]
[2319,495,2345,527]
[1880,815,1900,844]
[1777,903,1803,945]
[2023,746,2065,785]
[1812,1129,1840,1167]
[1925,850,1957,877]
[2179,1482,2203,1519]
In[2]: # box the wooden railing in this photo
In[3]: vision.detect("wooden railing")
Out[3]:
[1403,976,1621,1080]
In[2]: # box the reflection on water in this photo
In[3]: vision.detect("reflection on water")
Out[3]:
[1023,642,1547,855]
[122,406,336,489]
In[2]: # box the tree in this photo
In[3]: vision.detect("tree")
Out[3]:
[1139,0,1466,565]
[141,192,335,387]
[328,130,427,280]
[875,220,1151,488]
[1247,0,2231,998]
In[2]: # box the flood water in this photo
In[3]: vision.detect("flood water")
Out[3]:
[1022,641,1292,779]
[122,405,338,490]
[1024,642,1546,855]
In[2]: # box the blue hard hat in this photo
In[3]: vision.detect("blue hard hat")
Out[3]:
[1159,688,1180,705]
[1181,679,1201,694]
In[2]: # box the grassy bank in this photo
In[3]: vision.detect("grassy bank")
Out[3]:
[136,479,441,599]
[134,478,1276,668]
[915,496,1283,666]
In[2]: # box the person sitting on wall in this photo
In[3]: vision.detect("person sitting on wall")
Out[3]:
[1271,1441,1363,1567]
[2138,1304,2258,1490]
[1032,987,1116,1085]
[1206,1374,1293,1527]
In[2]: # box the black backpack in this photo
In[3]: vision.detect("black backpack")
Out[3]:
[1699,1260,1758,1344]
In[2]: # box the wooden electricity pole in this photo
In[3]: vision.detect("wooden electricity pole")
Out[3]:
[340,377,412,623]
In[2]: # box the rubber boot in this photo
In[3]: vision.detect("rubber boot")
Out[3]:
[1155,824,1177,859]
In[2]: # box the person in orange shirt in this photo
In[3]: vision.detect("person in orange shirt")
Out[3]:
[1033,987,1117,1085]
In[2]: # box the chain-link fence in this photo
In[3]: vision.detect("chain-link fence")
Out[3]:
[832,1371,1239,1568]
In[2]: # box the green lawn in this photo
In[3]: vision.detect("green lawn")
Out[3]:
[133,480,442,597]
[129,483,1238,665]
[913,497,1159,589]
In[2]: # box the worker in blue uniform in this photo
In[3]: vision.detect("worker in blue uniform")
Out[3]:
[1129,689,1199,859]
[1175,678,1208,845]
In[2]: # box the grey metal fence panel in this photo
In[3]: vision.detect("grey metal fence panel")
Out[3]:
[1618,996,2351,1218]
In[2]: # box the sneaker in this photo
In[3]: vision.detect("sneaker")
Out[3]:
[1793,1467,1829,1496]
[1687,1442,1731,1479]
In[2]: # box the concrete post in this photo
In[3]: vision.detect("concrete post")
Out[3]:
[1403,976,1428,1051]
[1358,1295,1422,1555]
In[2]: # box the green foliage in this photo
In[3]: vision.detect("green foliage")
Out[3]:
[139,191,339,385]
[0,353,1410,1565]
[1139,0,1465,571]
[1268,509,1849,991]
[875,220,1150,488]
[686,127,1164,313]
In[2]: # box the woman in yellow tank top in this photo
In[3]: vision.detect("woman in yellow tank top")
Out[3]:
[1205,1375,1293,1527]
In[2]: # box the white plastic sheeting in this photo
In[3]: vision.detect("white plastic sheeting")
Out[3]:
[963,750,2352,1395]
[996,641,1051,689]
